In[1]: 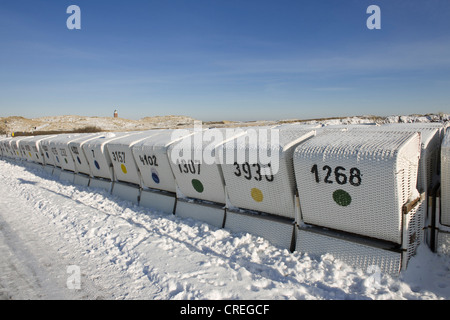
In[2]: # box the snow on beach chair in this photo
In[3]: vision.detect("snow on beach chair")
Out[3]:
[66,133,104,186]
[49,133,93,172]
[0,137,13,159]
[0,137,5,158]
[343,123,444,250]
[46,133,96,183]
[219,127,315,249]
[316,122,443,195]
[377,123,444,193]
[104,130,162,205]
[17,136,37,162]
[272,122,322,130]
[0,137,14,159]
[17,135,57,171]
[3,137,26,161]
[9,136,32,161]
[131,128,196,214]
[19,135,57,166]
[81,132,140,192]
[429,186,450,256]
[5,138,22,160]
[0,137,10,158]
[436,128,450,255]
[293,130,424,274]
[2,136,42,171]
[168,127,247,228]
[40,134,77,176]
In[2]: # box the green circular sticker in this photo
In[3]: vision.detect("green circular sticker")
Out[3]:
[333,189,351,207]
[191,179,204,193]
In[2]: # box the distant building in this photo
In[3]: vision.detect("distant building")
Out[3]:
[114,110,118,118]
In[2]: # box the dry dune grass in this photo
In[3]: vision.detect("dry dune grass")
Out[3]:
[1,113,448,136]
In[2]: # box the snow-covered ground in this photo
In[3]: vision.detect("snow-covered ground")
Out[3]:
[0,158,449,300]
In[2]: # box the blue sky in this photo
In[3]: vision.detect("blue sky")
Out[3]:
[1,0,449,121]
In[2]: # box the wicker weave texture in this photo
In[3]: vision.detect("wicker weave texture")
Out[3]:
[47,134,83,168]
[175,200,225,229]
[295,228,402,275]
[9,137,24,160]
[73,173,90,187]
[105,130,161,185]
[14,139,27,160]
[23,135,57,165]
[0,138,6,157]
[17,137,36,162]
[48,134,89,171]
[131,129,195,193]
[0,138,13,158]
[225,211,294,249]
[40,136,61,166]
[436,231,450,255]
[441,129,450,226]
[272,123,321,130]
[220,129,315,218]
[7,139,20,160]
[168,128,246,204]
[82,132,135,180]
[294,130,420,243]
[111,182,140,204]
[68,134,103,175]
[404,200,425,260]
[348,124,442,193]
[19,137,35,161]
[139,189,175,214]
[0,138,5,157]
[8,139,18,159]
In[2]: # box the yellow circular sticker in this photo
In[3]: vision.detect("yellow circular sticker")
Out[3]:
[251,188,264,202]
[121,164,127,174]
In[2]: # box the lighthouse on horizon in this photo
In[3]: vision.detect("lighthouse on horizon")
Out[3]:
[114,109,118,118]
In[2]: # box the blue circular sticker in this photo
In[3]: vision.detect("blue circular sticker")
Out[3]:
[151,168,160,184]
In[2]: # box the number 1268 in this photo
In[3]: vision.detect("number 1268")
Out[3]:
[310,164,362,186]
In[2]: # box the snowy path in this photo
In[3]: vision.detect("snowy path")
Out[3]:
[0,159,449,300]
